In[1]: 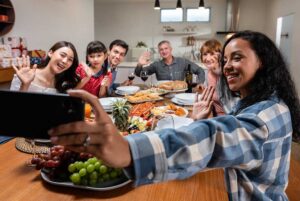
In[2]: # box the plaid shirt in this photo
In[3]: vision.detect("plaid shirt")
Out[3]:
[125,95,292,201]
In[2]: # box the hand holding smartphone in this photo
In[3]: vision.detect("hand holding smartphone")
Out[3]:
[0,90,85,139]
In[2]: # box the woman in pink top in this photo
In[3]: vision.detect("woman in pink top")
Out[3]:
[199,39,225,116]
[75,41,112,97]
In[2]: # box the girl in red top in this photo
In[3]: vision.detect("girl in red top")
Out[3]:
[76,41,112,97]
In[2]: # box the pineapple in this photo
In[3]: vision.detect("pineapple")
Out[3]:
[112,99,131,132]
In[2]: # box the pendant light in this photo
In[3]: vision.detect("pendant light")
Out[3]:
[154,0,160,10]
[199,0,205,8]
[176,0,182,10]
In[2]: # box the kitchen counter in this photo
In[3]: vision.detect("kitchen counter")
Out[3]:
[118,61,206,69]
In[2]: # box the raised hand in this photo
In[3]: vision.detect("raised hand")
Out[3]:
[101,75,110,87]
[138,51,151,66]
[191,86,215,120]
[49,90,132,168]
[81,62,93,78]
[12,55,37,89]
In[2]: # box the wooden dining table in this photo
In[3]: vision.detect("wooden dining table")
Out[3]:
[1,91,299,201]
[0,139,228,201]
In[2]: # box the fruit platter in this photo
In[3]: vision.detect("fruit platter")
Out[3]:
[31,145,131,190]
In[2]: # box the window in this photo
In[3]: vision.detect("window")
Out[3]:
[160,9,183,22]
[186,8,210,22]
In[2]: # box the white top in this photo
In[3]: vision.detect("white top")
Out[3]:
[10,74,57,94]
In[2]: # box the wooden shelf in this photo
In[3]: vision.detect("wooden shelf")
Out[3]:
[162,32,197,35]
[0,67,14,83]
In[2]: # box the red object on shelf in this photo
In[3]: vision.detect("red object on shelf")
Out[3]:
[0,15,8,22]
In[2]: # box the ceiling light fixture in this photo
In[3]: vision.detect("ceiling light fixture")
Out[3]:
[199,0,205,8]
[154,0,160,10]
[176,0,182,10]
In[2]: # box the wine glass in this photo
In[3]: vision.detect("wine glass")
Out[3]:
[192,74,199,88]
[140,70,149,89]
[128,69,135,81]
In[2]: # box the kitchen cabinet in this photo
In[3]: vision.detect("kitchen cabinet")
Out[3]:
[0,0,14,36]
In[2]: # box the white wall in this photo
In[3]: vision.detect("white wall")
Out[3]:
[238,0,269,33]
[95,0,227,61]
[265,0,300,95]
[94,0,270,60]
[7,0,95,61]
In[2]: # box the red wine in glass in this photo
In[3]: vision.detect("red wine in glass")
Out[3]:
[140,71,149,89]
[191,83,198,88]
[128,75,135,80]
[141,76,148,82]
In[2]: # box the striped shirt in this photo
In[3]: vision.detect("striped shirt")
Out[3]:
[125,95,292,201]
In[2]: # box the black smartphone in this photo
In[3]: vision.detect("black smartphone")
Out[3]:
[0,90,85,139]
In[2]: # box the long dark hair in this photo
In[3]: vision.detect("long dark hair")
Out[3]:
[40,41,80,93]
[86,40,108,74]
[219,30,300,140]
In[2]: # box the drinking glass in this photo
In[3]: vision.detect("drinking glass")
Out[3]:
[128,69,135,81]
[140,70,149,89]
[192,74,200,88]
[151,114,175,130]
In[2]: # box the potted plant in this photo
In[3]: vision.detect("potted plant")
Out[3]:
[136,41,147,48]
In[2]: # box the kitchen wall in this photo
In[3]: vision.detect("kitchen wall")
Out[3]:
[7,0,94,61]
[95,0,227,61]
[1,0,299,95]
[94,0,268,61]
[265,0,300,96]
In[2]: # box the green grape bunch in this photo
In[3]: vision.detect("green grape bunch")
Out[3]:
[68,157,123,186]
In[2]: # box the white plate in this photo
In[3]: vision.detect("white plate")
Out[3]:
[25,138,51,144]
[171,97,194,106]
[116,86,140,94]
[41,171,131,191]
[115,90,137,96]
[151,106,188,118]
[99,97,125,107]
[156,116,193,130]
[169,88,188,93]
[174,93,197,103]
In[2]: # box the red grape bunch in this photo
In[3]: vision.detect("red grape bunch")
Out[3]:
[31,145,93,180]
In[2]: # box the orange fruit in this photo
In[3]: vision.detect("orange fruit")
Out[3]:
[85,103,92,118]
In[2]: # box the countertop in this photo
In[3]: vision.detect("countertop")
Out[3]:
[118,61,206,69]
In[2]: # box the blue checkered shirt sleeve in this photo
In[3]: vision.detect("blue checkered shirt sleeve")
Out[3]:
[125,96,292,200]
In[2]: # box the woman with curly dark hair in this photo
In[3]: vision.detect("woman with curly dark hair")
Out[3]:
[219,30,300,142]
[50,31,300,201]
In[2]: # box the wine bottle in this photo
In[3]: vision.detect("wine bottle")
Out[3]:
[185,64,193,93]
